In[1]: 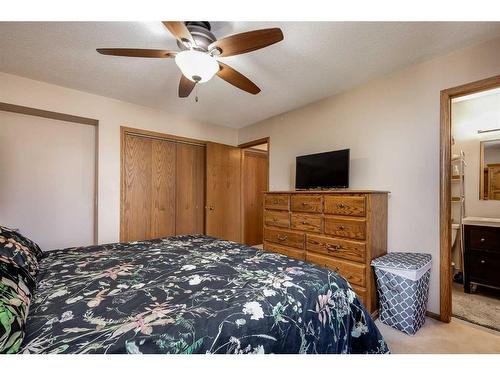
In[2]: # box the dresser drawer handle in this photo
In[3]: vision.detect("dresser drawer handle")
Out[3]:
[301,202,309,206]
[337,225,346,230]
[277,235,288,241]
[301,221,310,225]
[480,259,486,264]
[337,203,346,208]
[272,217,278,222]
[273,199,279,204]
[324,264,340,272]
[480,238,486,243]
[326,244,341,251]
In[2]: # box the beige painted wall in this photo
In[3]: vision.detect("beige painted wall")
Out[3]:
[0,72,238,245]
[452,91,500,218]
[238,37,500,314]
[0,111,95,250]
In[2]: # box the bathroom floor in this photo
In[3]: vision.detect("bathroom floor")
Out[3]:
[452,281,500,332]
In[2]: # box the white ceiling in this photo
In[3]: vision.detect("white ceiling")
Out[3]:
[1,22,500,128]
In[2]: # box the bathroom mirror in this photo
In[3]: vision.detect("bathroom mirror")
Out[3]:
[480,139,500,200]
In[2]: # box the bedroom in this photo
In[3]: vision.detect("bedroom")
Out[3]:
[1,0,499,372]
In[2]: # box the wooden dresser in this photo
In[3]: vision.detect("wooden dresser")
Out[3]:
[263,190,389,315]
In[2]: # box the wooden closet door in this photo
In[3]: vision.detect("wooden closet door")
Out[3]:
[150,139,176,238]
[206,142,242,242]
[242,149,268,245]
[122,134,152,242]
[176,142,206,235]
[122,134,176,242]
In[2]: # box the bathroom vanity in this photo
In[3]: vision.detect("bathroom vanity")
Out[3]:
[463,217,500,293]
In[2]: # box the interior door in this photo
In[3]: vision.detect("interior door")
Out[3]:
[242,149,268,245]
[206,142,242,242]
[150,139,176,239]
[176,142,206,235]
[122,134,153,242]
[122,133,176,241]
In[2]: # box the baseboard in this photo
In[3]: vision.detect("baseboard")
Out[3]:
[426,311,441,320]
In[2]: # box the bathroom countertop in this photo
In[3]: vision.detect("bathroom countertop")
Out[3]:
[462,217,500,228]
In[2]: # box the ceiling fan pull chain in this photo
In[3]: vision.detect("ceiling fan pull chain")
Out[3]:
[195,85,199,103]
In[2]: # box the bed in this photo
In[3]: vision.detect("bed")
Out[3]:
[2,231,389,354]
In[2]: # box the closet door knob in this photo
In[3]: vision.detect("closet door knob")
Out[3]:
[209,206,214,211]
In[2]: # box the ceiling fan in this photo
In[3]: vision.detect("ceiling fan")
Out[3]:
[97,22,284,98]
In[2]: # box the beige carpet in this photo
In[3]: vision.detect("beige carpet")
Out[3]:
[376,317,500,353]
[452,282,500,332]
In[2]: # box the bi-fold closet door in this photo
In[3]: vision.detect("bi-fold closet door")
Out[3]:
[121,131,205,242]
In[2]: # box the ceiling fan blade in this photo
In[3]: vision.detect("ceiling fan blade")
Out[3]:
[217,62,260,95]
[162,21,196,47]
[96,48,177,58]
[209,28,283,57]
[179,75,196,98]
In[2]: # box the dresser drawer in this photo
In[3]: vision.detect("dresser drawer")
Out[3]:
[324,216,366,240]
[290,194,322,213]
[264,210,290,228]
[324,195,366,217]
[264,242,305,261]
[264,194,289,211]
[306,234,366,263]
[468,227,500,252]
[290,213,322,233]
[351,285,367,306]
[264,227,305,249]
[306,252,366,287]
[468,250,500,287]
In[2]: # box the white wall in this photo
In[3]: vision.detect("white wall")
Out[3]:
[452,91,500,218]
[0,72,238,245]
[0,111,95,250]
[238,37,500,314]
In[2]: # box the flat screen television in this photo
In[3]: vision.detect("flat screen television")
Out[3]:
[295,149,350,189]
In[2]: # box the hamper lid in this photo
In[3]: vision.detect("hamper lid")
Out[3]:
[371,252,431,270]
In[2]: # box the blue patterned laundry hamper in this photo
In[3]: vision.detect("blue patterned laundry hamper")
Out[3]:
[371,252,432,335]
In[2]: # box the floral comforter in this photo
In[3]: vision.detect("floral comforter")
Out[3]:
[21,235,388,354]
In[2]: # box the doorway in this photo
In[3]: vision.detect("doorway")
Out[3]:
[239,138,270,246]
[440,74,500,324]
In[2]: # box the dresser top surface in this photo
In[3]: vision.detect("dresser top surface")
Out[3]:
[265,190,390,194]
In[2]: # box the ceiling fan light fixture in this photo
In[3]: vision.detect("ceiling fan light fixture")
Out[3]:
[175,50,219,83]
